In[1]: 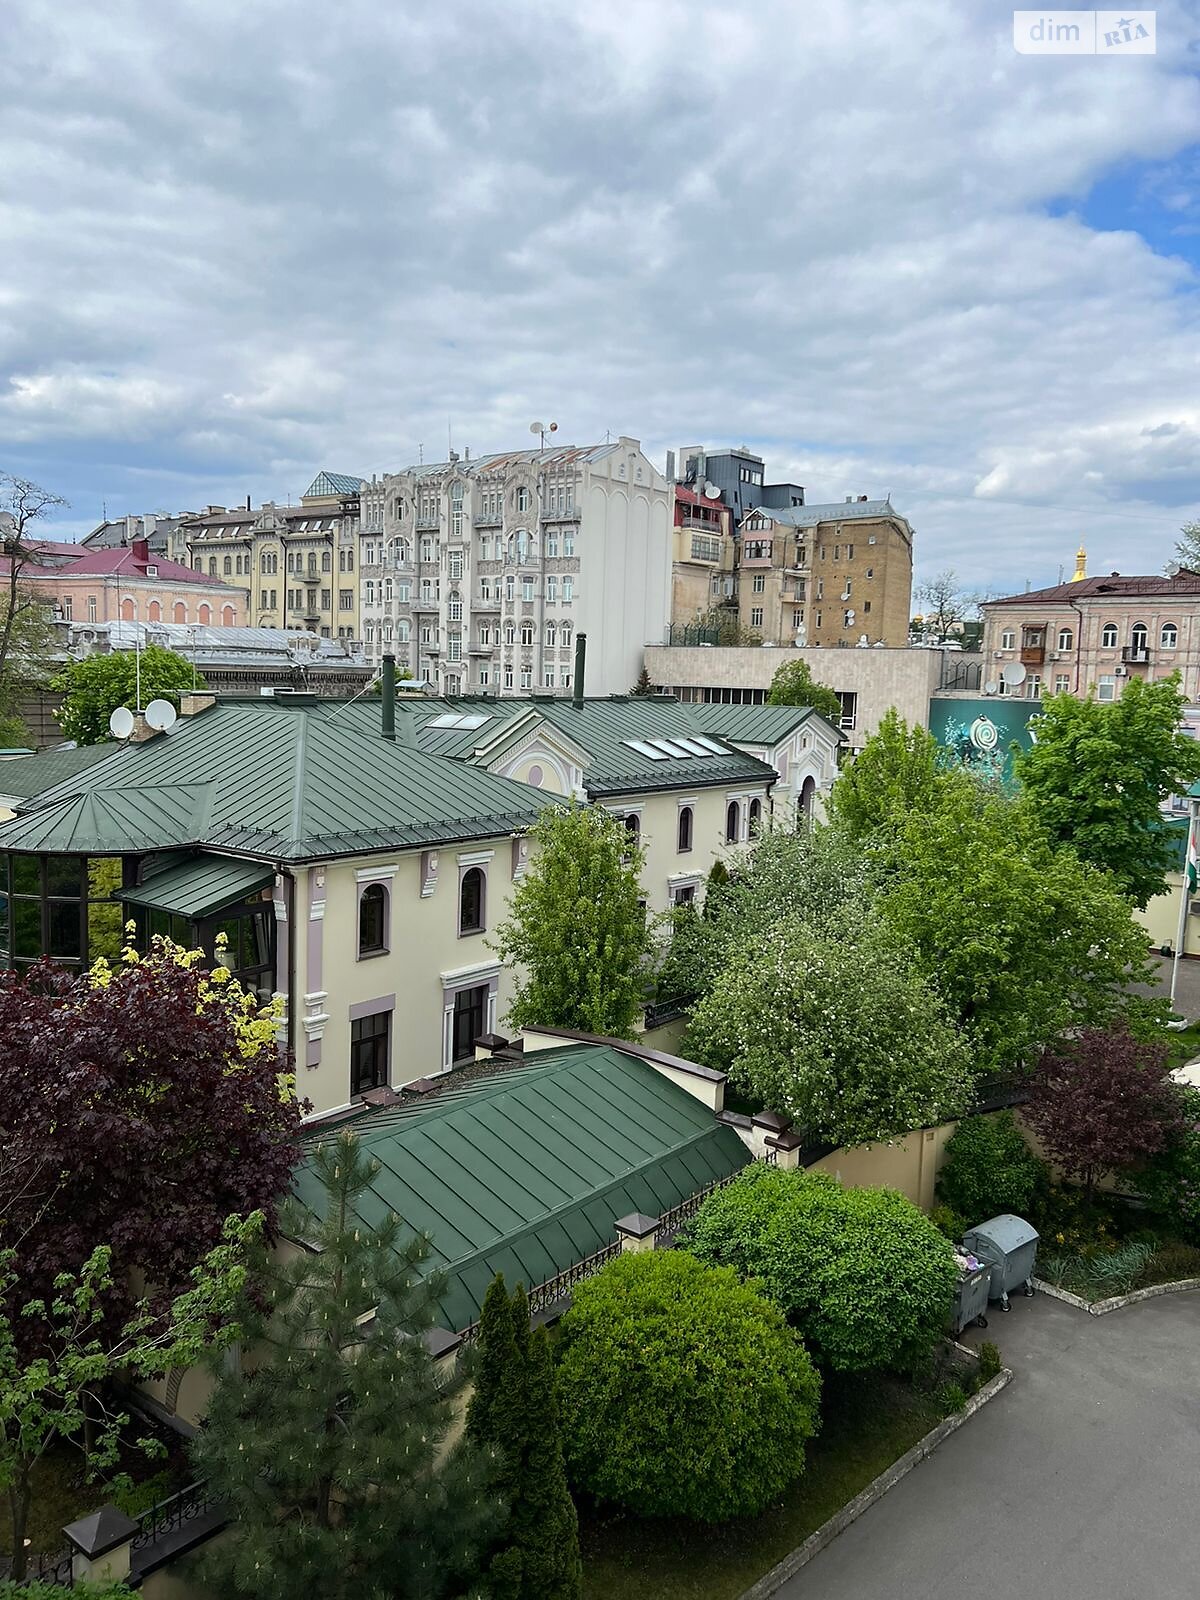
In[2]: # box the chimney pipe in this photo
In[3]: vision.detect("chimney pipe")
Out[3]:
[573,632,587,710]
[382,653,396,740]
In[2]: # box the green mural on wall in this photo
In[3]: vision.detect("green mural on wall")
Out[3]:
[928,696,1040,780]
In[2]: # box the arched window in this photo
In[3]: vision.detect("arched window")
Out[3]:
[198,603,211,624]
[725,801,740,844]
[624,813,640,840]
[1131,621,1148,653]
[459,867,485,936]
[359,883,387,955]
[222,604,235,625]
[1057,628,1074,652]
[749,797,763,834]
[1101,623,1118,648]
[208,557,217,577]
[520,622,534,646]
[799,776,817,824]
[677,805,693,853]
[121,597,135,621]
[173,602,187,623]
[1162,622,1179,649]
[148,600,161,621]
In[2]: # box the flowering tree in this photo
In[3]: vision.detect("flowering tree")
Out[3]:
[684,919,972,1145]
[0,936,301,1332]
[1025,1027,1185,1204]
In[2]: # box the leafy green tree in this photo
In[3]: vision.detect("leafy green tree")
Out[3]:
[467,1276,581,1600]
[936,1111,1047,1223]
[1016,674,1200,907]
[765,657,842,722]
[875,779,1161,1071]
[684,918,971,1145]
[1132,1086,1200,1241]
[0,1582,137,1598]
[0,1218,258,1579]
[555,1251,820,1523]
[826,708,946,840]
[192,1130,502,1600]
[686,1165,957,1372]
[660,825,872,1002]
[491,804,650,1038]
[51,646,204,745]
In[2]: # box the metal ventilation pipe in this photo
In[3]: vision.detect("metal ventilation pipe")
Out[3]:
[573,632,587,710]
[382,653,396,740]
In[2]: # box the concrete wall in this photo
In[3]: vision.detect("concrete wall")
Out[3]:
[808,1121,959,1212]
[645,644,960,754]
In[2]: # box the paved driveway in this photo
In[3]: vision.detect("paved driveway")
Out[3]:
[780,1291,1200,1600]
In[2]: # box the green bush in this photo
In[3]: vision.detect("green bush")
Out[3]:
[1139,1239,1200,1285]
[0,1586,136,1599]
[555,1250,821,1523]
[936,1112,1045,1224]
[977,1342,1002,1383]
[929,1203,966,1242]
[1132,1091,1200,1242]
[686,1164,958,1373]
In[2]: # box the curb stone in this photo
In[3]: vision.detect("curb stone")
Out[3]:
[736,1366,1013,1600]
[1033,1275,1200,1316]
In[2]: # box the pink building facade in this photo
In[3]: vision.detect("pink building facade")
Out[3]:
[8,539,245,628]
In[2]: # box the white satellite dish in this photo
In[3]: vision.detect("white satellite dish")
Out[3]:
[529,422,543,435]
[703,483,721,499]
[144,698,178,732]
[108,705,135,740]
[984,679,1000,695]
[1000,662,1027,687]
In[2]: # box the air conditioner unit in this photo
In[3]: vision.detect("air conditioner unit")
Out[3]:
[993,650,1004,659]
[1115,665,1128,677]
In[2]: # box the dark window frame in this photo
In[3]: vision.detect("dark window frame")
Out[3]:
[358,882,388,957]
[459,867,486,937]
[351,1010,391,1096]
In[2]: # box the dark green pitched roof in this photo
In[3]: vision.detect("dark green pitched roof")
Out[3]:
[295,1043,749,1331]
[373,695,778,797]
[117,853,275,918]
[684,702,842,745]
[0,700,559,862]
[0,745,115,800]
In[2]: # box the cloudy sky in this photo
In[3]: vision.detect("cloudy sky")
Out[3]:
[2,0,1200,592]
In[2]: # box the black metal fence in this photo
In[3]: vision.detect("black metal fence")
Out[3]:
[131,1479,224,1554]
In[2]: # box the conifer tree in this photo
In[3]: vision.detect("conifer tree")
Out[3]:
[468,1278,581,1600]
[191,1130,503,1600]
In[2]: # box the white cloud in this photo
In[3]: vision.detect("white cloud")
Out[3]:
[1,0,1199,586]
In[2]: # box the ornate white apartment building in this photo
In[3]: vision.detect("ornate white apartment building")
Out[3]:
[358,438,672,697]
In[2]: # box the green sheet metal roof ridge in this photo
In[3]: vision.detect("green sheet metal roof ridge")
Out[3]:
[0,744,117,799]
[427,1125,748,1324]
[683,702,823,743]
[115,853,275,918]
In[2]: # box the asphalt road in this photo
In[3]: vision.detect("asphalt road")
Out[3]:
[781,1290,1200,1600]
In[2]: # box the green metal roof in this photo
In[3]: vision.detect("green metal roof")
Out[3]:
[0,745,116,800]
[295,1043,749,1331]
[116,853,275,919]
[0,700,559,862]
[684,702,841,746]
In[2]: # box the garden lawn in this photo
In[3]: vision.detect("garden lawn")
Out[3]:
[1164,1022,1200,1074]
[579,1374,943,1600]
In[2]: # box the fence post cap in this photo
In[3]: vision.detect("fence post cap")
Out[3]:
[424,1326,464,1360]
[64,1505,140,1559]
[614,1212,660,1241]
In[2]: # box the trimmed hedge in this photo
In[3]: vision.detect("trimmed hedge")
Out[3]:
[555,1250,820,1523]
[686,1163,958,1372]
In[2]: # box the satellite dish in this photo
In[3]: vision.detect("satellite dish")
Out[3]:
[529,422,543,435]
[984,679,1000,695]
[144,698,178,732]
[108,706,135,740]
[703,483,721,499]
[1000,662,1027,686]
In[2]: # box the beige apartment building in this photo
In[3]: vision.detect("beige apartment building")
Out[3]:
[181,472,363,642]
[980,554,1200,703]
[670,483,734,623]
[732,498,913,649]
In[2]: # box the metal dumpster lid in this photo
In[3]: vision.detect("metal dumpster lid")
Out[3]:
[962,1213,1039,1250]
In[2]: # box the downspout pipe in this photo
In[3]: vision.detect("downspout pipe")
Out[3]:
[573,632,587,710]
[382,653,396,740]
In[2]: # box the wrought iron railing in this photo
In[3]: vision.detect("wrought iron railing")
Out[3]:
[972,1074,1031,1113]
[642,994,695,1030]
[131,1480,224,1553]
[28,1547,74,1586]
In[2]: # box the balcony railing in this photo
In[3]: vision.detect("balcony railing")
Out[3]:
[1019,645,1045,665]
[541,505,580,522]
[1122,644,1151,665]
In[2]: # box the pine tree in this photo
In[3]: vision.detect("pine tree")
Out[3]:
[470,1280,582,1600]
[191,1130,503,1600]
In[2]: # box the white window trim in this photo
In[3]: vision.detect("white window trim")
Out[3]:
[355,863,399,883]
[457,849,495,867]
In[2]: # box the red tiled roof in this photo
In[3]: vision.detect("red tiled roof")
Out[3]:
[4,543,240,589]
[674,485,726,508]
